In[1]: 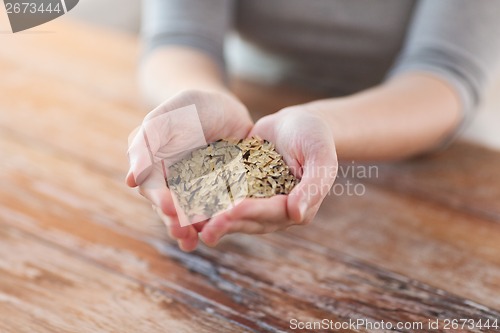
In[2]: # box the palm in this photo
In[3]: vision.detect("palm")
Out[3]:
[128,90,252,183]
[199,108,338,246]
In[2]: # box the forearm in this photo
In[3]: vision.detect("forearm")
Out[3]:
[139,46,230,108]
[306,73,462,161]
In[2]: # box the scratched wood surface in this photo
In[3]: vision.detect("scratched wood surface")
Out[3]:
[0,16,500,333]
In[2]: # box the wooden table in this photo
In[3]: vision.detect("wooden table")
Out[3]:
[1,17,499,333]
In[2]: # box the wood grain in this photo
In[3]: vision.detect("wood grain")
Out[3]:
[0,225,254,333]
[1,130,499,332]
[290,178,500,309]
[1,16,499,333]
[362,143,500,222]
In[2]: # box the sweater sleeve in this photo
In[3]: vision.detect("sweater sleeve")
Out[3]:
[388,0,500,135]
[141,0,233,69]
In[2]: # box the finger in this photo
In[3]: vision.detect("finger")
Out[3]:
[200,196,290,245]
[127,125,157,186]
[155,208,201,251]
[143,187,176,216]
[126,169,137,187]
[287,144,337,223]
[178,227,199,252]
[145,104,209,165]
[126,126,142,187]
[227,196,289,223]
[200,217,265,247]
[127,110,179,186]
[300,200,323,225]
[169,217,196,240]
[158,211,199,250]
[248,114,275,140]
[192,221,208,233]
[139,164,177,216]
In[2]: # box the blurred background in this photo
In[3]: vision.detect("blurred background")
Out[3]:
[70,0,500,150]
[0,3,499,330]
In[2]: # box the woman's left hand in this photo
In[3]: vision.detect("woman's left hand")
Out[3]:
[200,106,338,246]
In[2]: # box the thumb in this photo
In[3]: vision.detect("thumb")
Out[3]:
[287,143,337,223]
[126,125,157,186]
[126,170,137,187]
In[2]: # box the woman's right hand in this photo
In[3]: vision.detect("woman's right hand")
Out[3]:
[126,89,253,251]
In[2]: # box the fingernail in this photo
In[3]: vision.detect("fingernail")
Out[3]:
[299,200,308,222]
[178,240,191,252]
[201,229,218,247]
[126,170,136,187]
[208,235,221,247]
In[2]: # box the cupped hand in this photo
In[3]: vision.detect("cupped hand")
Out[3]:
[126,89,253,251]
[200,106,338,246]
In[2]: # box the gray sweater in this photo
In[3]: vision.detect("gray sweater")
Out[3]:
[142,0,500,126]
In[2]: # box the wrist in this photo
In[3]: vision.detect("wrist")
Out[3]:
[280,101,347,159]
[140,47,228,108]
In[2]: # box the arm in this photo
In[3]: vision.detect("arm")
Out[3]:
[130,0,255,252]
[139,47,229,108]
[307,72,461,160]
[139,0,234,106]
[200,0,500,245]
[280,0,500,161]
